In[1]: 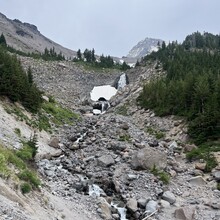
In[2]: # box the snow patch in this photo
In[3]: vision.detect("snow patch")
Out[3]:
[90,85,117,101]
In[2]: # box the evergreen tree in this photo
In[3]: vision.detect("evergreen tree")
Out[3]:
[138,32,220,144]
[0,33,6,46]
[27,66,33,85]
[77,49,82,60]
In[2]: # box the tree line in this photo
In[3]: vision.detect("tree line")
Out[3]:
[75,48,131,70]
[138,32,220,145]
[0,36,42,112]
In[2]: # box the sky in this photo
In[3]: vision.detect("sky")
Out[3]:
[1,0,220,57]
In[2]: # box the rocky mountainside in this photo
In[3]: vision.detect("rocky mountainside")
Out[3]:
[0,12,76,58]
[1,14,220,219]
[127,38,163,59]
[1,54,220,220]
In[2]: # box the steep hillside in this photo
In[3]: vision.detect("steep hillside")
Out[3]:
[0,12,76,58]
[1,21,220,220]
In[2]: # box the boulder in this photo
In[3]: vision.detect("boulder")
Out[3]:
[97,197,112,220]
[145,200,158,214]
[174,206,195,220]
[162,191,176,204]
[126,198,138,213]
[48,137,60,148]
[160,199,170,208]
[131,147,167,170]
[97,155,115,167]
[137,198,148,208]
[195,163,206,171]
[184,144,197,152]
[213,171,220,181]
[188,176,206,186]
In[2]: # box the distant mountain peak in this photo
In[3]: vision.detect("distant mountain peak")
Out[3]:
[127,37,163,58]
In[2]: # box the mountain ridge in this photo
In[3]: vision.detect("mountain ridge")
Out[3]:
[127,37,164,58]
[0,12,76,58]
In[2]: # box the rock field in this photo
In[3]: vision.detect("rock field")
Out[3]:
[0,58,220,220]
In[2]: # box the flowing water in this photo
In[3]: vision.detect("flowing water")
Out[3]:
[88,184,127,220]
[117,73,127,89]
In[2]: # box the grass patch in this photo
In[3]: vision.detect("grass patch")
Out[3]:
[42,101,80,126]
[18,169,40,188]
[145,126,165,139]
[186,143,219,172]
[151,164,170,184]
[4,98,80,133]
[115,105,128,116]
[118,134,131,142]
[75,60,118,73]
[0,144,40,193]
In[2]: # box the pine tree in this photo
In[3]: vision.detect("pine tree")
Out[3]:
[0,33,6,46]
[77,49,82,60]
[27,66,33,84]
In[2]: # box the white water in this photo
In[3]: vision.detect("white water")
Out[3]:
[88,184,127,220]
[75,132,87,143]
[89,184,104,198]
[111,202,127,220]
[90,85,117,101]
[117,73,127,89]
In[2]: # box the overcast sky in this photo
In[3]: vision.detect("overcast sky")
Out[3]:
[1,0,220,57]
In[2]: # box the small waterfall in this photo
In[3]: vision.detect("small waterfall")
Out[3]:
[111,202,128,220]
[117,73,127,89]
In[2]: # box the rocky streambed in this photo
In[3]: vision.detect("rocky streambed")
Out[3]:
[16,57,220,219]
[37,110,220,220]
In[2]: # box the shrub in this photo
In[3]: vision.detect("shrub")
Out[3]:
[115,105,128,116]
[151,164,170,184]
[18,169,40,188]
[14,128,21,136]
[21,182,31,194]
[0,153,10,177]
[17,134,38,161]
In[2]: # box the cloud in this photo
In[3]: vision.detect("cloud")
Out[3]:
[1,0,220,57]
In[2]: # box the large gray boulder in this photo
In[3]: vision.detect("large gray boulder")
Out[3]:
[174,206,195,220]
[162,191,176,204]
[97,155,115,167]
[131,147,167,170]
[126,198,138,213]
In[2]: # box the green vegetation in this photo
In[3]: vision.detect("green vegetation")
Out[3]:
[1,33,65,61]
[186,143,219,172]
[138,32,220,148]
[20,182,32,194]
[18,169,40,188]
[4,97,80,132]
[151,164,170,184]
[118,134,131,142]
[42,101,80,126]
[75,48,131,70]
[115,105,128,116]
[14,128,21,137]
[145,126,165,139]
[16,134,38,161]
[0,144,40,193]
[0,44,43,113]
[41,47,65,61]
